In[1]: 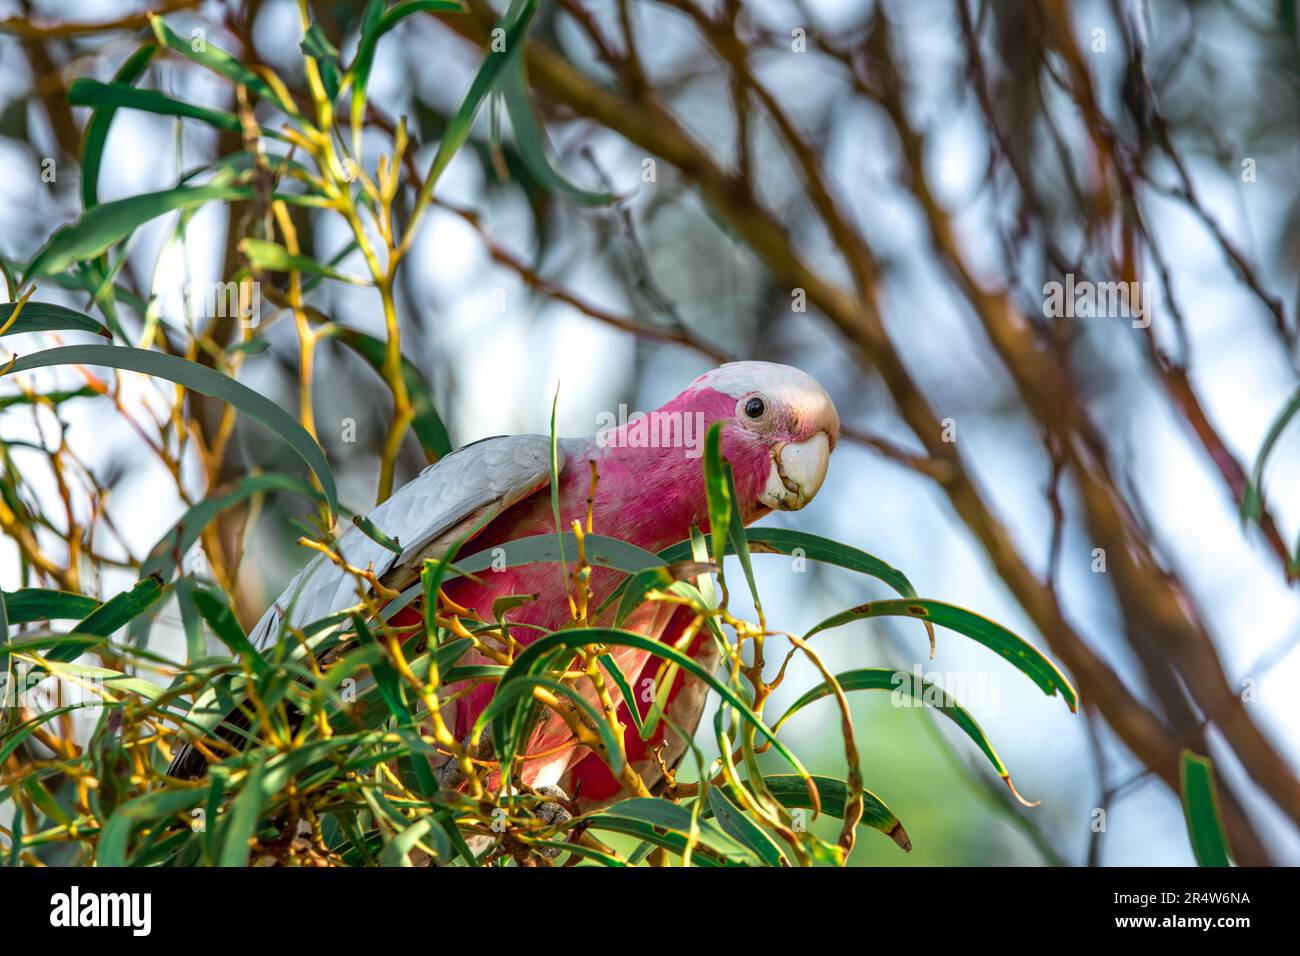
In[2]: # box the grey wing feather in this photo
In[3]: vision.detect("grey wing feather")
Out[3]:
[248,434,559,650]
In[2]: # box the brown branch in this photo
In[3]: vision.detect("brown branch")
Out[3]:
[870,4,1299,841]
[0,0,199,38]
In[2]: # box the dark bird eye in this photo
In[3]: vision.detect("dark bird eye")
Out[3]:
[744,397,766,419]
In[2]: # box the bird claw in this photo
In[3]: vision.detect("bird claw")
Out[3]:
[531,785,574,859]
[435,733,489,790]
[435,743,573,860]
[532,784,573,828]
[434,760,462,790]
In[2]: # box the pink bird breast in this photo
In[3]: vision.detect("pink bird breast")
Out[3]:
[411,361,840,796]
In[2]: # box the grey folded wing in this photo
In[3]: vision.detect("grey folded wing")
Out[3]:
[248,433,560,650]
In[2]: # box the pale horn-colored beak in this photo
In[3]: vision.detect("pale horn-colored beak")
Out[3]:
[760,432,831,511]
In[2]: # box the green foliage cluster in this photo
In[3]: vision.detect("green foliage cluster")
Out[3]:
[0,0,1233,867]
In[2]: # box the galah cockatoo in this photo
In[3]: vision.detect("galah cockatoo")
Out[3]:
[170,361,840,812]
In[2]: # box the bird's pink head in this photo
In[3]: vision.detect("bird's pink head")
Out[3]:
[658,361,841,519]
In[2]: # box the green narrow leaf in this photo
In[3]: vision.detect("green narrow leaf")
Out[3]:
[500,56,615,205]
[637,620,694,742]
[347,0,387,157]
[239,238,365,283]
[25,183,254,278]
[0,302,109,338]
[70,79,249,137]
[5,804,21,866]
[421,557,454,665]
[191,588,266,676]
[533,839,626,866]
[26,263,148,310]
[383,531,665,620]
[592,797,758,864]
[413,0,536,207]
[98,788,204,867]
[352,614,411,719]
[377,0,467,32]
[656,527,920,599]
[1244,384,1300,574]
[1,707,80,767]
[352,615,440,798]
[331,811,378,866]
[701,422,731,580]
[548,383,569,593]
[0,385,100,410]
[202,774,227,864]
[722,461,761,611]
[710,699,802,861]
[638,527,933,652]
[348,1,465,149]
[806,598,1077,711]
[379,817,439,867]
[1244,384,1300,523]
[706,786,786,866]
[174,577,205,662]
[21,776,69,825]
[150,16,298,118]
[3,345,338,516]
[0,589,98,624]
[300,22,341,102]
[460,532,661,577]
[74,578,164,637]
[28,658,168,703]
[353,514,403,555]
[1180,751,1232,867]
[228,338,270,356]
[219,756,267,866]
[759,774,911,851]
[37,578,164,663]
[597,652,645,737]
[612,561,713,626]
[579,815,734,865]
[775,667,1029,802]
[82,43,158,209]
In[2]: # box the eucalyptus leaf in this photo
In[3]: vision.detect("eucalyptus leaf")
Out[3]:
[775,667,1029,803]
[26,184,254,278]
[81,43,158,209]
[0,302,109,338]
[69,79,290,140]
[0,589,98,624]
[150,17,298,117]
[1181,751,1232,867]
[3,345,338,516]
[806,599,1077,711]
